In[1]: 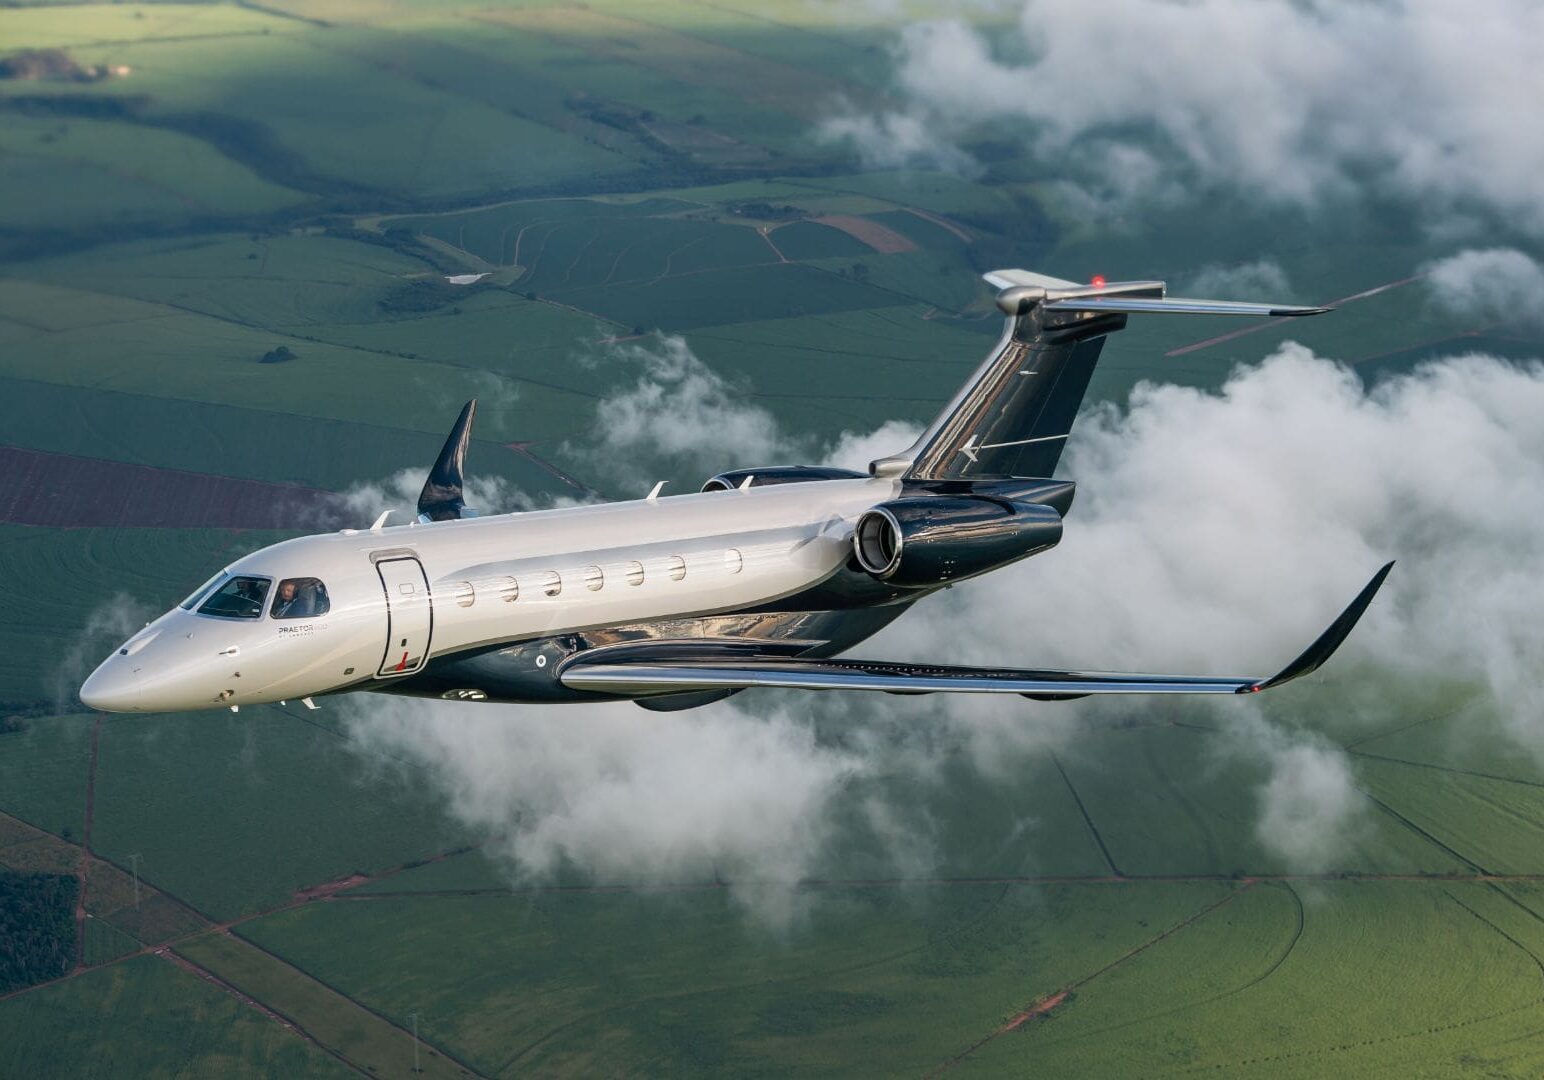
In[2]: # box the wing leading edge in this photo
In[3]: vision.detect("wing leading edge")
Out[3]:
[560,563,1394,700]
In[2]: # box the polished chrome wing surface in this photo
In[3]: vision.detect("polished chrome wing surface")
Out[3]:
[1040,297,1329,317]
[561,563,1393,700]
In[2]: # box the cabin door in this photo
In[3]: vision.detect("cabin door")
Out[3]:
[375,556,433,677]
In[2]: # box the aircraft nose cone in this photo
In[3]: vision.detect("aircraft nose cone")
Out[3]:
[80,658,141,713]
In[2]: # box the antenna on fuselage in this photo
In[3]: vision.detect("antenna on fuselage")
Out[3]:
[418,399,478,522]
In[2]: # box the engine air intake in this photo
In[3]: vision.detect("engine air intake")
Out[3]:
[852,496,1062,588]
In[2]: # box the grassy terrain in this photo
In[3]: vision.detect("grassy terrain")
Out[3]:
[968,881,1544,1077]
[178,931,473,1080]
[0,113,305,231]
[0,276,595,443]
[0,375,565,493]
[89,706,470,920]
[0,816,79,877]
[0,716,92,837]
[0,4,293,49]
[84,857,209,947]
[1056,724,1468,877]
[82,915,142,967]
[0,954,357,1078]
[236,882,1237,1076]
[1355,758,1544,875]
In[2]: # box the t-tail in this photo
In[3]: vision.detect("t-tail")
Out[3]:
[871,269,1328,481]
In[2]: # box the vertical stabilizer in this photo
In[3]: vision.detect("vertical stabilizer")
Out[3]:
[872,271,1326,481]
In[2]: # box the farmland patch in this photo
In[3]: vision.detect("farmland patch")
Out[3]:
[0,376,566,496]
[0,954,355,1078]
[0,446,341,529]
[90,707,470,920]
[550,261,898,331]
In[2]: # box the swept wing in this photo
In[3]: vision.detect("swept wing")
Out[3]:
[561,563,1393,700]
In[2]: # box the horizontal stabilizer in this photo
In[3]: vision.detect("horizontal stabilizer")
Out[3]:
[560,563,1393,699]
[1041,296,1328,317]
[982,268,1083,292]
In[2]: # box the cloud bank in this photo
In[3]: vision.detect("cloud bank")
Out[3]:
[566,335,922,488]
[916,347,1543,725]
[331,467,549,524]
[55,594,155,712]
[822,0,1544,230]
[345,696,868,924]
[1423,248,1544,326]
[345,342,1544,914]
[1184,259,1293,303]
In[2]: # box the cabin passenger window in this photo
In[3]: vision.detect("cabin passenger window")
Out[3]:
[667,556,687,581]
[541,571,562,597]
[453,582,475,608]
[498,576,519,602]
[584,566,604,592]
[725,549,743,574]
[625,561,645,586]
[271,577,330,619]
[200,576,270,619]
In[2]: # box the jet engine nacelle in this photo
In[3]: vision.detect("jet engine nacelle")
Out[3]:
[852,497,1062,588]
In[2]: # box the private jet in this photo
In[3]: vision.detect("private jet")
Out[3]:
[80,269,1391,715]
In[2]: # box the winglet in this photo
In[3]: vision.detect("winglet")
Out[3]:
[417,399,476,522]
[1242,561,1394,693]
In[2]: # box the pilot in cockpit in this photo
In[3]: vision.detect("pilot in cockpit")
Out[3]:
[271,578,329,619]
[272,580,306,618]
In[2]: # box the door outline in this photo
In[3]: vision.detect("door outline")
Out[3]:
[375,556,434,677]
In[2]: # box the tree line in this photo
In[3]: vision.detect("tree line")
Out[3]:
[0,871,77,994]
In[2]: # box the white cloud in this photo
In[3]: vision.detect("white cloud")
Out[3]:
[1184,259,1292,302]
[825,0,1544,230]
[823,419,923,473]
[330,466,547,526]
[567,335,920,487]
[577,335,795,485]
[346,343,1544,911]
[870,345,1544,868]
[1251,735,1368,874]
[817,109,978,176]
[1423,248,1544,326]
[343,694,870,926]
[57,594,155,711]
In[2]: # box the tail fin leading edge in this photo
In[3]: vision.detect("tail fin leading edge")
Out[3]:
[874,270,1327,481]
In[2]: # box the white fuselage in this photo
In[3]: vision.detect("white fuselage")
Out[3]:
[80,477,903,713]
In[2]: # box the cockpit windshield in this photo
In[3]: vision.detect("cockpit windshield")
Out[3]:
[271,578,330,619]
[198,576,270,619]
[179,571,228,611]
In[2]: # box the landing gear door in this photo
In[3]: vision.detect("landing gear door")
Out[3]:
[375,556,433,678]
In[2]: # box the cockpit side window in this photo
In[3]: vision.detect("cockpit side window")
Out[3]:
[271,577,330,619]
[198,576,270,619]
[180,571,228,611]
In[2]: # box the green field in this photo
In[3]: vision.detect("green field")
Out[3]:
[0,0,1540,1074]
[236,882,1236,1076]
[88,707,471,920]
[177,932,474,1079]
[0,954,356,1078]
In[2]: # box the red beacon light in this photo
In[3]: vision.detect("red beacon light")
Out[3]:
[1090,274,1107,288]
